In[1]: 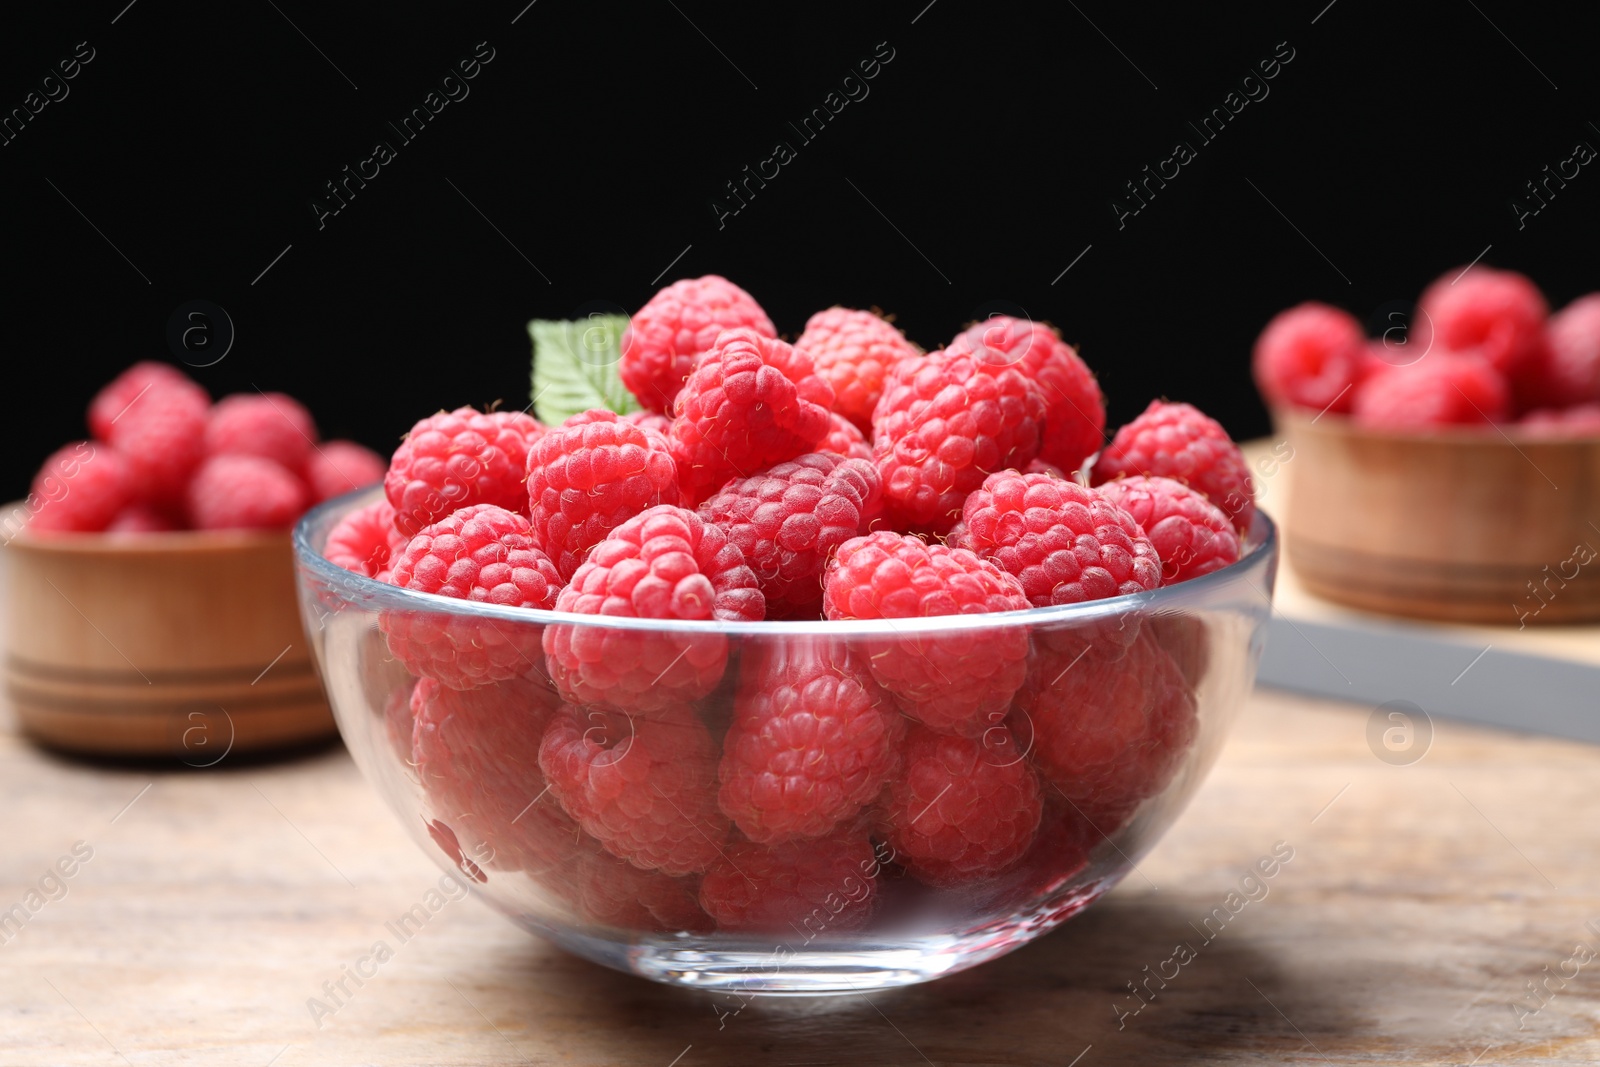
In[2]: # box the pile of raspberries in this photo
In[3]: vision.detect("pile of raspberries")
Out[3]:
[324,275,1257,935]
[22,362,386,534]
[1255,266,1600,432]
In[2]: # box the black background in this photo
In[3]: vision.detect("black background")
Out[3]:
[5,0,1598,497]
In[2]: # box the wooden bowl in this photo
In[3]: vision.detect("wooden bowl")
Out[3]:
[3,523,335,759]
[1275,408,1600,625]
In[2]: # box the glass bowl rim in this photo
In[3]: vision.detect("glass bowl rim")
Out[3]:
[293,487,1277,638]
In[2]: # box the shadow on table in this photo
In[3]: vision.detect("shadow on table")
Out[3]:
[488,893,1358,1066]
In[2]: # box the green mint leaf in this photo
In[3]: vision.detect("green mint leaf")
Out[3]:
[528,316,641,425]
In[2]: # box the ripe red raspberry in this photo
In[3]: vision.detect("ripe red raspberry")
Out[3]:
[718,639,903,844]
[305,440,387,502]
[26,442,129,533]
[794,307,920,433]
[539,702,730,876]
[412,674,581,874]
[186,454,307,530]
[1517,294,1600,409]
[962,471,1162,606]
[571,849,710,932]
[382,505,561,690]
[668,328,835,504]
[820,411,874,461]
[698,453,880,616]
[204,392,317,471]
[871,349,1047,533]
[544,505,763,710]
[1352,354,1510,429]
[949,316,1104,475]
[1091,400,1254,533]
[385,407,545,537]
[1013,629,1197,831]
[108,379,210,508]
[106,505,180,534]
[700,833,880,933]
[1023,458,1065,478]
[623,410,675,436]
[1413,265,1548,376]
[324,498,407,579]
[620,275,777,413]
[1251,302,1366,415]
[526,409,681,582]
[1520,404,1600,434]
[823,532,1030,737]
[882,724,1043,887]
[1093,475,1240,584]
[87,361,194,442]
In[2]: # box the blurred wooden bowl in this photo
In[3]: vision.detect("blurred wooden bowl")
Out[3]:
[1275,408,1600,625]
[3,522,335,759]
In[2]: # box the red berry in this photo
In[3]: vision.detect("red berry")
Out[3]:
[668,328,835,504]
[718,639,903,844]
[324,498,407,579]
[526,409,681,582]
[186,454,307,530]
[204,392,317,471]
[1520,403,1600,434]
[1352,355,1510,429]
[961,471,1162,606]
[882,724,1043,887]
[698,452,880,617]
[700,833,880,933]
[823,531,1030,737]
[620,275,777,414]
[1091,400,1254,533]
[1414,266,1548,376]
[26,442,129,533]
[305,440,387,502]
[108,380,210,509]
[1093,475,1240,584]
[819,411,874,461]
[949,316,1104,475]
[106,504,180,534]
[87,362,194,442]
[623,410,675,436]
[385,407,545,537]
[539,702,730,876]
[795,307,921,433]
[1251,302,1366,414]
[1517,294,1600,409]
[871,348,1047,533]
[571,849,711,932]
[543,505,763,711]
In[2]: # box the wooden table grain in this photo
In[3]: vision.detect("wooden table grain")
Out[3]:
[2,685,1596,1066]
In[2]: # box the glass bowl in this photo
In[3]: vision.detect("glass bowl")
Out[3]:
[293,489,1278,995]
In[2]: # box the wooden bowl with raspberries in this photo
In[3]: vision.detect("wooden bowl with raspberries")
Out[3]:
[1255,266,1600,624]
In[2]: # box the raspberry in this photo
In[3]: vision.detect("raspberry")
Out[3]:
[324,498,407,579]
[1520,404,1600,434]
[1013,629,1197,831]
[571,850,710,932]
[204,392,317,471]
[794,307,920,433]
[87,361,194,442]
[668,328,835,504]
[108,380,210,508]
[26,442,129,533]
[949,316,1104,475]
[871,349,1047,533]
[544,505,763,710]
[382,505,561,690]
[385,407,545,537]
[819,411,874,461]
[620,275,777,413]
[882,724,1043,887]
[1093,475,1240,584]
[1352,355,1510,429]
[305,440,387,502]
[1414,265,1548,376]
[412,674,581,874]
[1024,458,1065,478]
[1517,294,1600,409]
[823,532,1030,737]
[962,471,1162,606]
[698,453,880,617]
[526,409,681,582]
[187,455,307,530]
[1091,400,1254,533]
[539,702,730,876]
[106,504,180,534]
[623,410,675,436]
[718,639,903,844]
[700,833,880,933]
[383,679,416,766]
[1251,302,1366,414]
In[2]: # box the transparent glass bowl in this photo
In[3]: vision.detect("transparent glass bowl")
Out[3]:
[294,490,1277,995]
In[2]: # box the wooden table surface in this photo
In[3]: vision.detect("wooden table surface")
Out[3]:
[3,685,1597,1066]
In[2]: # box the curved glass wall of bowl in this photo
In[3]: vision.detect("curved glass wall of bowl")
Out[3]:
[294,489,1277,995]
